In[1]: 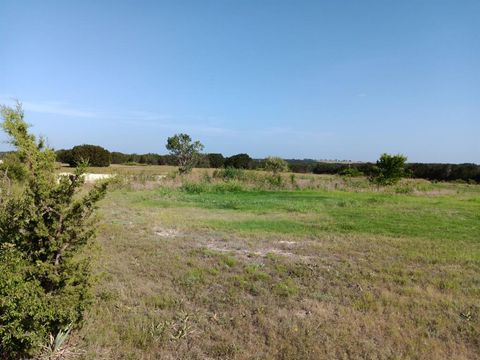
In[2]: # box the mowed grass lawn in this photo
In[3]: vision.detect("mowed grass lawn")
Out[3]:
[76,179,480,359]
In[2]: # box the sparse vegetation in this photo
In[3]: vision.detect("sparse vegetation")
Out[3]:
[56,164,480,359]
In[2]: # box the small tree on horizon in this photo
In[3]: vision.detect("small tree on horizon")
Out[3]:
[370,153,407,185]
[69,144,111,167]
[166,133,204,174]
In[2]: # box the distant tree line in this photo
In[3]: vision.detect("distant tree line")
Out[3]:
[34,146,480,183]
[407,163,480,183]
[307,161,480,183]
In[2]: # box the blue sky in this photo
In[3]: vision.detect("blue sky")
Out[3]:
[1,0,479,163]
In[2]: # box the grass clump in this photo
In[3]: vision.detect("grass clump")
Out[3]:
[181,181,209,194]
[273,277,299,297]
[181,181,246,194]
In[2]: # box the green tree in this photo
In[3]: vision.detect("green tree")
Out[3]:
[0,103,108,358]
[370,153,407,185]
[207,153,225,168]
[224,153,252,169]
[69,144,111,167]
[110,151,129,164]
[264,156,289,174]
[55,148,73,165]
[195,154,211,168]
[166,133,204,174]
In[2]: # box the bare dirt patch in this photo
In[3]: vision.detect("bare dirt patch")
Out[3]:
[154,227,179,238]
[58,172,115,183]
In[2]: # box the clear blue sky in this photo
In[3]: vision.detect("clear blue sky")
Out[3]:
[1,0,479,163]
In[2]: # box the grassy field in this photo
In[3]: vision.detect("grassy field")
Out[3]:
[73,167,480,359]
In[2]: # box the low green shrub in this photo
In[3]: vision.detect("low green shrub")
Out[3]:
[213,167,246,181]
[0,245,49,358]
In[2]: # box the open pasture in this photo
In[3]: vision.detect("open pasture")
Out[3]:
[73,168,480,359]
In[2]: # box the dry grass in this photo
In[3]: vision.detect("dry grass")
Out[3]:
[71,168,479,359]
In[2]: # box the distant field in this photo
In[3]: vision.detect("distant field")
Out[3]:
[58,163,178,175]
[74,167,480,359]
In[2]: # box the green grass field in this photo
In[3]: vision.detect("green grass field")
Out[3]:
[74,168,480,359]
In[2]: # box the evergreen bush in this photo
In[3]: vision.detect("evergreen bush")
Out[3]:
[0,103,108,358]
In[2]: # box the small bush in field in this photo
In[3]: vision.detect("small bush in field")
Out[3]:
[264,156,289,174]
[0,103,108,358]
[213,167,246,181]
[266,174,284,187]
